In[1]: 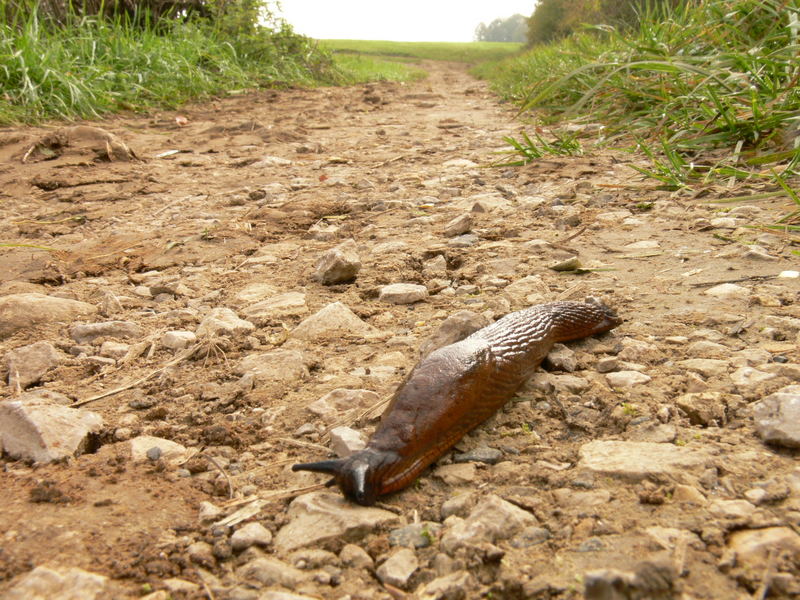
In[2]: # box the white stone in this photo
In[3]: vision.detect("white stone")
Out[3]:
[274,492,400,553]
[161,330,196,351]
[730,367,776,389]
[70,320,142,343]
[196,307,254,338]
[440,494,537,553]
[313,239,361,284]
[232,283,278,306]
[379,283,428,304]
[753,385,800,448]
[4,565,108,600]
[376,547,419,588]
[578,440,712,482]
[5,341,62,389]
[703,283,749,300]
[677,358,729,378]
[329,426,367,457]
[443,214,472,237]
[242,292,308,323]
[0,399,103,463]
[231,521,273,551]
[0,293,97,339]
[129,435,188,464]
[290,302,380,341]
[727,527,800,571]
[606,370,651,388]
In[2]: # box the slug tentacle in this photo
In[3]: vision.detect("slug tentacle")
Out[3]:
[292,300,621,506]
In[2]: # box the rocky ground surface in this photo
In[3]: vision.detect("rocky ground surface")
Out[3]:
[1,60,799,600]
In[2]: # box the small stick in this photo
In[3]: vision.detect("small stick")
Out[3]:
[753,548,776,600]
[688,274,777,288]
[204,454,234,500]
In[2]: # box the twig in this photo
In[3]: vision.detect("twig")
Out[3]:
[688,274,777,288]
[753,548,776,600]
[196,571,216,600]
[204,454,234,499]
[221,483,327,509]
[71,342,203,407]
[278,438,330,453]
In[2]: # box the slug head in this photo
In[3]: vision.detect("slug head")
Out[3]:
[292,449,394,506]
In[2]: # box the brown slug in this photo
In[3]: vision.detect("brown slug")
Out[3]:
[292,298,621,505]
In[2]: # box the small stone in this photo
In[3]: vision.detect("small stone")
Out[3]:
[709,499,756,522]
[290,302,380,341]
[433,462,477,485]
[753,385,800,448]
[453,446,502,465]
[549,256,581,271]
[196,308,254,338]
[552,488,611,509]
[447,233,479,248]
[308,221,340,241]
[161,330,196,350]
[234,350,310,386]
[4,565,108,600]
[129,435,188,464]
[743,488,768,505]
[423,255,448,278]
[5,341,62,389]
[242,292,308,323]
[441,492,476,519]
[584,561,676,600]
[509,526,551,548]
[376,547,418,588]
[742,245,777,260]
[677,358,729,378]
[231,522,273,551]
[703,283,749,300]
[198,501,223,523]
[672,485,707,505]
[0,293,97,339]
[0,398,103,463]
[418,311,489,358]
[727,527,800,571]
[274,492,400,553]
[99,340,129,359]
[233,283,278,306]
[238,556,305,588]
[146,446,162,461]
[339,544,373,569]
[329,426,367,457]
[389,522,441,548]
[417,571,473,600]
[606,370,651,388]
[544,344,577,371]
[578,440,712,482]
[163,578,200,594]
[379,283,428,304]
[675,392,729,426]
[440,494,537,553]
[623,240,660,250]
[730,366,776,389]
[187,541,215,567]
[443,214,472,237]
[313,239,362,284]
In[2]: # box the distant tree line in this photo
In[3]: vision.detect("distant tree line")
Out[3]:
[474,14,528,43]
[527,0,684,45]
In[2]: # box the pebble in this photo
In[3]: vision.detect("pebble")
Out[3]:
[677,358,729,378]
[273,492,400,553]
[99,340,129,359]
[242,291,308,323]
[605,370,651,388]
[544,343,577,371]
[509,526,551,548]
[389,522,442,548]
[196,308,255,338]
[440,494,537,553]
[578,440,712,482]
[584,561,676,600]
[503,275,549,305]
[312,239,362,284]
[376,547,419,588]
[422,254,448,278]
[440,492,476,519]
[433,462,477,485]
[447,233,479,248]
[726,527,800,572]
[379,283,428,304]
[453,446,502,465]
[709,499,756,523]
[0,293,97,339]
[753,385,800,448]
[339,544,373,569]
[548,256,581,271]
[232,283,278,306]
[161,330,197,350]
[237,556,305,588]
[198,501,223,523]
[234,350,310,386]
[418,310,488,358]
[730,366,776,390]
[552,488,611,509]
[417,571,473,600]
[703,283,749,300]
[0,398,103,463]
[4,341,62,389]
[290,302,380,341]
[674,392,728,426]
[231,522,273,551]
[129,435,188,464]
[329,426,367,457]
[443,213,472,237]
[4,565,108,600]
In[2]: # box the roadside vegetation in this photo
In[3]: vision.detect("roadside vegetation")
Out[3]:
[476,0,800,225]
[0,0,340,123]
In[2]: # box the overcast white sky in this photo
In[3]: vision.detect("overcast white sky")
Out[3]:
[275,1,536,42]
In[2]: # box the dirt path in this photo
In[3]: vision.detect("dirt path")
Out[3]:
[1,61,799,599]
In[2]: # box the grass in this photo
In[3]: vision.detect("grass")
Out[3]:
[0,6,341,124]
[332,53,427,84]
[477,0,800,210]
[321,39,524,63]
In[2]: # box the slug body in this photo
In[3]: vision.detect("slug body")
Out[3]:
[293,299,621,505]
